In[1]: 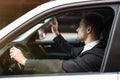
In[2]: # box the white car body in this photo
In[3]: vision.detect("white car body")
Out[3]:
[0,0,120,80]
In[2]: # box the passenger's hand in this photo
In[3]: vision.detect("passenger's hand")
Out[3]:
[10,47,27,66]
[49,17,60,36]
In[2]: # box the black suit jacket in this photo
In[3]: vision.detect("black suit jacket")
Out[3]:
[53,35,105,72]
[24,35,105,73]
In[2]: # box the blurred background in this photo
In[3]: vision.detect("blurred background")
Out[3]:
[0,0,50,29]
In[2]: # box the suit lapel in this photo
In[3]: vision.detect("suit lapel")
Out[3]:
[79,44,104,58]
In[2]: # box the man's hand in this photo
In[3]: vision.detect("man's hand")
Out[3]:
[49,17,60,36]
[10,47,27,66]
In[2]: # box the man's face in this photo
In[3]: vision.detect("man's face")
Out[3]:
[76,19,88,41]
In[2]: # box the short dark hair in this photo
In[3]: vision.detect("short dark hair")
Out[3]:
[81,12,104,38]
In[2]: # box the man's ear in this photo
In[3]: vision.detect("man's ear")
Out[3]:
[87,26,92,33]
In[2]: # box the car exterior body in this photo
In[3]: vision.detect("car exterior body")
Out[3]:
[0,0,120,80]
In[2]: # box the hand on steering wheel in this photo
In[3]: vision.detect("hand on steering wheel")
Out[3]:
[10,47,27,66]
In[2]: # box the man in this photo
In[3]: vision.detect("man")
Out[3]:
[10,12,105,73]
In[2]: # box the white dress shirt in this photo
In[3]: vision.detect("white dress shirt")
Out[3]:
[81,40,100,54]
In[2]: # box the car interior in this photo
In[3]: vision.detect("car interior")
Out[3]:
[0,7,114,75]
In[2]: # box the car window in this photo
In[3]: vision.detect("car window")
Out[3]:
[0,6,114,75]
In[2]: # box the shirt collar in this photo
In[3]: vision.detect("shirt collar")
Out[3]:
[81,40,100,53]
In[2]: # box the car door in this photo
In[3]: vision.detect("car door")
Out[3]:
[0,0,119,76]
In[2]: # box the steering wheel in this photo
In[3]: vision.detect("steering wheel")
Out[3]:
[8,44,33,74]
[8,59,24,74]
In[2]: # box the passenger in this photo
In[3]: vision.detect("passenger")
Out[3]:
[10,12,105,73]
